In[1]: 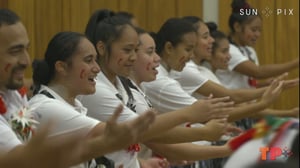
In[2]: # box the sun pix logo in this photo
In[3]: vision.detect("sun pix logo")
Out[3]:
[260,146,293,161]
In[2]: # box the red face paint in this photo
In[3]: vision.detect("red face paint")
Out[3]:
[146,63,151,71]
[4,63,11,72]
[80,69,85,79]
[117,58,123,65]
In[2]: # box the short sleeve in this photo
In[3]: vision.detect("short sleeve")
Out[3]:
[29,96,99,137]
[228,44,248,71]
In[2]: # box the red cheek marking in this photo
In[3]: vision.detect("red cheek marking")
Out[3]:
[80,69,85,79]
[117,58,123,65]
[146,63,151,71]
[179,57,186,64]
[4,64,11,72]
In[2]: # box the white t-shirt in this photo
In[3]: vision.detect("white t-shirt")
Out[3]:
[0,89,27,152]
[169,60,209,99]
[29,85,99,168]
[215,44,259,89]
[141,64,197,113]
[79,72,140,168]
[200,61,222,85]
[0,115,22,152]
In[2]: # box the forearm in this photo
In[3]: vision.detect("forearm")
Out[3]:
[231,87,266,103]
[140,108,190,142]
[145,126,212,143]
[255,108,299,118]
[227,101,269,122]
[147,143,232,161]
[255,60,298,79]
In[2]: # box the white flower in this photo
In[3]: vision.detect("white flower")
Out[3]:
[10,106,39,142]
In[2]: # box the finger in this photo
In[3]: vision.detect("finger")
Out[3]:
[107,104,123,125]
[276,72,289,81]
[226,126,243,134]
[272,81,283,94]
[209,96,231,103]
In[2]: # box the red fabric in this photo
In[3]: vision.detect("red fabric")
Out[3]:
[229,128,256,151]
[0,97,6,114]
[17,86,27,97]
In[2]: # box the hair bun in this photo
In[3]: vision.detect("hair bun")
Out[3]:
[206,22,218,33]
[231,0,251,13]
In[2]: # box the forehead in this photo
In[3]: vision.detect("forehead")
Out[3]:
[74,38,97,56]
[198,22,209,34]
[0,22,29,50]
[140,34,155,47]
[116,25,138,44]
[181,32,197,45]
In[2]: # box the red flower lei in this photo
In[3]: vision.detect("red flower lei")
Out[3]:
[127,143,140,152]
[0,86,27,115]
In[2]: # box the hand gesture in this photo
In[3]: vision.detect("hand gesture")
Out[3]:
[188,95,234,123]
[261,79,283,106]
[102,105,156,150]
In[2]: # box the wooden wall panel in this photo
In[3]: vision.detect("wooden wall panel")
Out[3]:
[64,0,90,33]
[0,0,8,8]
[176,0,203,18]
[34,0,63,60]
[273,0,299,109]
[90,0,119,15]
[146,0,177,32]
[119,0,147,29]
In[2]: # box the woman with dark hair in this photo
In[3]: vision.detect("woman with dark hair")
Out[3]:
[29,31,156,168]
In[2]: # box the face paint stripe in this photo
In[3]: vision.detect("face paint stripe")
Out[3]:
[4,63,11,72]
[80,69,85,79]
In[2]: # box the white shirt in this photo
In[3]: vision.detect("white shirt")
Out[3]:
[0,89,27,152]
[79,72,140,168]
[200,61,222,85]
[29,85,99,168]
[141,64,197,113]
[169,60,209,99]
[0,115,22,152]
[215,44,259,89]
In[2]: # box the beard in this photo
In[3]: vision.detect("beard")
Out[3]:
[5,65,26,90]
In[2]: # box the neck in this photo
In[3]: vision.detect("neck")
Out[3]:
[101,66,117,87]
[230,33,245,47]
[191,56,203,66]
[48,82,76,106]
[207,61,217,73]
[160,59,170,72]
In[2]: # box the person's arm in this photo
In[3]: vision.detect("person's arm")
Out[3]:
[146,142,232,162]
[226,79,284,122]
[196,80,266,104]
[78,105,156,163]
[144,118,229,143]
[234,58,299,79]
[252,107,299,119]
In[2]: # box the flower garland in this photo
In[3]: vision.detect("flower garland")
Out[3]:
[1,86,39,142]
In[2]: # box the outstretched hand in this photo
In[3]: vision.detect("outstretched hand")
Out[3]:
[102,104,156,150]
[189,95,234,123]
